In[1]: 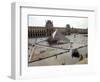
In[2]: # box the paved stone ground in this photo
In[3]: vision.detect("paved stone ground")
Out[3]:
[28,34,88,66]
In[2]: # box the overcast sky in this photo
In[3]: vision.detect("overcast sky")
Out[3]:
[28,16,88,28]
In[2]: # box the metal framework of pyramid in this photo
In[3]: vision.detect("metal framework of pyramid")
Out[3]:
[47,29,70,45]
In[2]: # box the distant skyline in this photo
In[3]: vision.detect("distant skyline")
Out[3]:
[28,16,88,29]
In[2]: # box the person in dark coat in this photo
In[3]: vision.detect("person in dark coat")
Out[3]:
[72,49,80,58]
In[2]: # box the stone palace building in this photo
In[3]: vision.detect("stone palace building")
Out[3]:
[28,20,88,38]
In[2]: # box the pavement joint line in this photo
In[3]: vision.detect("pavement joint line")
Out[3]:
[28,45,87,63]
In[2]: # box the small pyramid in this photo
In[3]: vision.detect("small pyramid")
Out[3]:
[47,29,70,45]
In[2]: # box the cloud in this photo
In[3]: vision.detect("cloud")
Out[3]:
[29,16,88,28]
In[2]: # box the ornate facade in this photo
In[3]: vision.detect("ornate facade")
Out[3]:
[28,20,88,38]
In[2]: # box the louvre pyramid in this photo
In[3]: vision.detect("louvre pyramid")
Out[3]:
[47,29,70,44]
